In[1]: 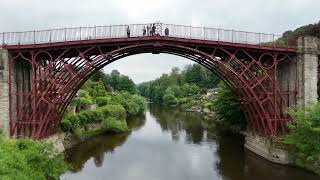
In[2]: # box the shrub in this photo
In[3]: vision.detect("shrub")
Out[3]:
[0,138,69,180]
[74,90,93,107]
[102,117,128,133]
[60,119,73,132]
[77,97,93,106]
[95,96,111,106]
[61,104,127,133]
[111,91,146,116]
[283,102,320,160]
[212,82,246,130]
[100,104,126,120]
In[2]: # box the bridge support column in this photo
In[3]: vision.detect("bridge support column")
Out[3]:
[244,131,289,164]
[297,36,318,107]
[0,48,10,137]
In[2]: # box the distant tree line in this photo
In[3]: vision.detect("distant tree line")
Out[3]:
[91,69,137,94]
[281,21,320,46]
[137,64,220,105]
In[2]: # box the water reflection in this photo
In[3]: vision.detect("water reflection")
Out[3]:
[64,133,131,172]
[61,104,319,180]
[149,105,205,144]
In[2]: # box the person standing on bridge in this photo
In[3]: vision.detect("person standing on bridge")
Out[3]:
[150,24,154,36]
[152,24,156,36]
[165,27,169,36]
[143,26,146,36]
[127,26,130,38]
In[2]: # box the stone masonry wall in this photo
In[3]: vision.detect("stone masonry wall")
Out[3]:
[297,36,318,107]
[0,48,9,136]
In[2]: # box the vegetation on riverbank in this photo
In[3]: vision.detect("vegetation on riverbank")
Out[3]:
[211,82,246,131]
[278,103,320,174]
[138,64,246,131]
[61,70,145,138]
[138,64,219,108]
[61,104,128,137]
[0,131,69,180]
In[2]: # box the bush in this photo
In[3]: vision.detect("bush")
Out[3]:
[212,82,246,130]
[111,91,146,116]
[163,87,178,106]
[74,90,93,107]
[0,138,69,180]
[283,102,320,160]
[61,104,127,133]
[102,117,128,133]
[99,104,126,120]
[95,96,111,106]
[60,118,73,132]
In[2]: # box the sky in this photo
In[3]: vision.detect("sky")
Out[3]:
[0,0,319,83]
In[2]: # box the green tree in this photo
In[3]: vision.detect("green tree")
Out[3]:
[283,103,320,160]
[163,87,178,105]
[100,70,137,94]
[212,82,246,131]
[0,135,69,180]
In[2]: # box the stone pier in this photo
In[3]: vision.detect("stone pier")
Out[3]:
[297,36,318,107]
[245,36,319,164]
[244,131,289,164]
[0,48,9,136]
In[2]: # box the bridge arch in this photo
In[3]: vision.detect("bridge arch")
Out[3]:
[7,37,293,139]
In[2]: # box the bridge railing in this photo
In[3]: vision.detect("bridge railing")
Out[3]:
[0,23,288,48]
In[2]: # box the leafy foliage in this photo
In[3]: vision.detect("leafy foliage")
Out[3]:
[111,91,146,116]
[63,70,146,138]
[283,103,320,160]
[94,70,137,94]
[61,104,127,133]
[211,82,246,130]
[163,87,178,105]
[73,90,93,107]
[0,135,69,180]
[138,64,219,105]
[281,21,320,46]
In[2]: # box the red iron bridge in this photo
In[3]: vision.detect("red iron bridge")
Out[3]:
[0,22,318,139]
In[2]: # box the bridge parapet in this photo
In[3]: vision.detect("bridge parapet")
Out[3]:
[0,23,287,49]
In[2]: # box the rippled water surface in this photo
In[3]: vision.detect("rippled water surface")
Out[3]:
[61,104,319,180]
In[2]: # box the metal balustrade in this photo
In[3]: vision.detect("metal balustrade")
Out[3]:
[0,22,288,48]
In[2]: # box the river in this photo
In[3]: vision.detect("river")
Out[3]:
[60,104,319,180]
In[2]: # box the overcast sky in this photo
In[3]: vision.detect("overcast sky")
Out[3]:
[1,0,319,83]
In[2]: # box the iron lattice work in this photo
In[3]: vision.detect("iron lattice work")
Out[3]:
[2,23,298,139]
[6,36,297,139]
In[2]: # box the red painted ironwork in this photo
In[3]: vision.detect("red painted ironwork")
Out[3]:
[2,23,298,139]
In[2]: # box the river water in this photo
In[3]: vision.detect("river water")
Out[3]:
[61,104,319,180]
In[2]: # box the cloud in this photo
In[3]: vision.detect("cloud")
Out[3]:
[0,0,319,82]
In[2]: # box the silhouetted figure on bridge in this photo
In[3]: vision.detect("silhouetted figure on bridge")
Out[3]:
[152,24,156,35]
[143,26,146,36]
[127,26,130,37]
[150,24,154,36]
[165,27,169,36]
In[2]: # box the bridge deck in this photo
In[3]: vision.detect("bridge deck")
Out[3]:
[0,23,297,52]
